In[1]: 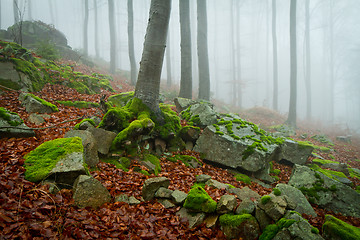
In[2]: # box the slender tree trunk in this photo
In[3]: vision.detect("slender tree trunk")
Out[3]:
[116,0,121,70]
[231,0,237,106]
[286,0,297,127]
[108,0,116,74]
[191,0,198,94]
[13,0,19,24]
[236,0,242,108]
[329,0,334,124]
[305,0,311,120]
[179,0,192,99]
[265,0,270,107]
[83,0,89,56]
[0,0,2,28]
[127,0,137,85]
[49,0,55,25]
[94,0,100,58]
[166,31,172,87]
[27,0,32,21]
[135,0,171,115]
[272,0,278,111]
[197,0,210,101]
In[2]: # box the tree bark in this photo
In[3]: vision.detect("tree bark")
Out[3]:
[272,0,278,111]
[127,0,137,85]
[197,0,210,101]
[108,0,116,74]
[286,0,297,127]
[134,0,171,115]
[28,0,32,21]
[329,0,334,124]
[305,0,312,120]
[166,31,172,87]
[179,0,192,99]
[236,0,242,108]
[13,0,19,24]
[83,0,89,56]
[231,0,237,106]
[94,0,100,58]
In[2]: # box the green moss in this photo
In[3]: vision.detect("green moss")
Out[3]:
[107,91,134,107]
[261,195,271,205]
[0,78,21,90]
[167,154,201,168]
[213,124,220,131]
[311,134,334,146]
[242,142,268,160]
[349,169,360,180]
[98,107,133,131]
[143,154,161,175]
[57,100,99,109]
[271,169,281,175]
[323,215,360,240]
[24,93,58,112]
[183,186,217,213]
[215,131,224,135]
[24,137,84,182]
[312,158,340,165]
[311,227,320,234]
[219,213,255,227]
[310,164,348,183]
[0,107,23,126]
[10,57,45,91]
[235,173,251,184]
[297,141,332,152]
[155,103,181,139]
[299,171,337,201]
[273,188,281,196]
[259,218,296,240]
[73,118,96,130]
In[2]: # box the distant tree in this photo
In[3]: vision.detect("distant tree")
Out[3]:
[166,31,172,87]
[286,0,297,127]
[272,0,278,111]
[94,0,100,58]
[230,0,237,106]
[127,0,137,85]
[135,0,171,116]
[197,0,210,101]
[27,0,32,21]
[49,0,56,25]
[83,0,89,56]
[328,0,334,124]
[179,0,192,99]
[13,0,19,24]
[108,0,116,74]
[236,0,242,108]
[0,0,2,28]
[304,0,312,120]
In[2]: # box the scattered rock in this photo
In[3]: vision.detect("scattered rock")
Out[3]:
[27,113,48,125]
[86,127,117,155]
[142,177,170,201]
[157,199,175,208]
[176,207,206,229]
[236,199,256,215]
[19,93,58,114]
[185,141,193,150]
[181,102,218,127]
[155,187,173,198]
[107,91,134,107]
[139,160,157,174]
[76,120,95,130]
[217,195,237,214]
[73,175,111,209]
[277,139,314,165]
[255,206,273,231]
[174,97,197,113]
[336,135,351,143]
[154,138,166,154]
[0,107,35,138]
[228,187,261,202]
[219,213,260,240]
[206,179,230,190]
[183,186,217,213]
[171,190,188,205]
[204,215,218,228]
[179,126,201,143]
[115,194,129,203]
[128,196,141,205]
[258,195,287,221]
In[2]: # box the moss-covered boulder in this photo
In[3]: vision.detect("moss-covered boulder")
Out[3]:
[57,100,99,109]
[180,102,218,127]
[107,91,134,107]
[24,137,88,187]
[183,186,217,213]
[219,213,260,240]
[322,215,360,240]
[19,93,58,113]
[0,107,35,138]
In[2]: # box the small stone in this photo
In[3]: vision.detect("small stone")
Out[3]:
[196,174,211,183]
[142,177,170,201]
[129,196,141,205]
[205,179,229,190]
[176,207,206,228]
[115,194,129,203]
[236,199,256,215]
[216,195,237,214]
[155,187,173,199]
[157,199,175,208]
[171,190,188,205]
[204,215,218,228]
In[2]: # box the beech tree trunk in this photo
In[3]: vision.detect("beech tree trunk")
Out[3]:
[179,0,192,99]
[305,0,312,120]
[197,0,210,101]
[272,0,278,111]
[286,0,297,127]
[13,0,19,24]
[166,31,172,87]
[94,0,100,58]
[108,0,116,74]
[135,0,171,115]
[83,0,89,56]
[28,0,32,21]
[127,0,137,85]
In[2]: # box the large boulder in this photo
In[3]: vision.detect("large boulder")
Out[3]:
[19,93,58,114]
[86,127,117,155]
[180,102,218,127]
[174,97,197,113]
[65,130,99,167]
[277,139,314,165]
[194,116,280,179]
[288,164,360,218]
[0,107,35,138]
[0,61,33,91]
[219,213,260,240]
[73,175,111,209]
[322,215,360,240]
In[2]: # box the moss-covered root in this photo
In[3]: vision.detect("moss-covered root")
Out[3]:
[322,215,360,240]
[183,186,217,213]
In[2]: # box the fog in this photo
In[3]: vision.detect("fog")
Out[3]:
[1,0,360,133]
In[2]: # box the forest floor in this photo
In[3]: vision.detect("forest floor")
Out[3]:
[1,62,360,239]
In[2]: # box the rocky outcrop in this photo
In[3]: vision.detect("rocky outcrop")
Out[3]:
[288,164,360,218]
[73,175,111,209]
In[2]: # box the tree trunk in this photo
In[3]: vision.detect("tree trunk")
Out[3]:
[83,0,89,56]
[236,0,242,108]
[13,0,19,24]
[28,0,32,21]
[231,0,237,106]
[286,0,297,127]
[0,0,2,28]
[197,0,210,101]
[49,0,56,25]
[329,0,334,124]
[179,0,192,99]
[304,0,311,120]
[94,0,100,58]
[166,31,172,87]
[134,0,171,115]
[272,0,278,111]
[127,0,137,85]
[108,0,116,74]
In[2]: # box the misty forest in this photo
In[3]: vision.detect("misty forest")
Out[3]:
[0,0,360,239]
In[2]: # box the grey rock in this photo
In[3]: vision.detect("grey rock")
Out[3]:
[0,109,35,138]
[27,113,46,125]
[179,126,201,143]
[255,206,273,231]
[171,190,188,205]
[65,130,99,167]
[41,180,60,195]
[115,194,129,203]
[139,160,156,174]
[174,97,197,113]
[77,121,95,130]
[336,135,351,143]
[258,195,287,221]
[73,175,111,209]
[107,92,134,107]
[0,61,34,91]
[229,187,261,202]
[90,116,101,126]
[129,196,141,205]
[221,214,260,240]
[205,179,230,190]
[19,93,57,114]
[236,199,256,215]
[288,164,360,218]
[204,215,218,228]
[49,152,87,189]
[185,141,194,150]
[157,199,175,208]
[217,195,237,214]
[142,177,170,201]
[196,174,212,183]
[86,127,117,155]
[275,183,317,217]
[323,163,350,177]
[277,139,314,165]
[155,187,173,198]
[176,207,206,229]
[182,102,218,127]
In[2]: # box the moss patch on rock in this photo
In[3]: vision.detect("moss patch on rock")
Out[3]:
[259,217,297,240]
[57,100,99,109]
[0,107,23,126]
[323,215,360,240]
[73,118,96,130]
[219,213,255,227]
[183,186,217,213]
[234,173,251,184]
[24,137,84,182]
[24,93,59,112]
